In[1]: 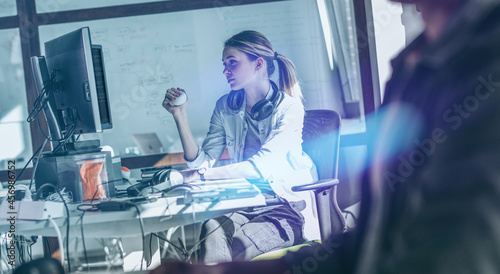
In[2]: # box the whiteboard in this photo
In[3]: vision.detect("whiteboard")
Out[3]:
[38,0,345,157]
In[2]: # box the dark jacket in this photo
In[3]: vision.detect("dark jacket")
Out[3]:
[357,0,500,273]
[284,0,500,273]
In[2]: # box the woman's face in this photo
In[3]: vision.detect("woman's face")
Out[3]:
[222,47,260,90]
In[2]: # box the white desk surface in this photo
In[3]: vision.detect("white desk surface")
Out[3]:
[0,178,266,238]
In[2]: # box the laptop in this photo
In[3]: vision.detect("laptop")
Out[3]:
[132,133,164,155]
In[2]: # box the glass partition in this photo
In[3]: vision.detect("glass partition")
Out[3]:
[0,28,31,170]
[37,0,365,158]
[0,0,17,17]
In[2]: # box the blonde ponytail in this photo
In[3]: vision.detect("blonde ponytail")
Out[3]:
[224,30,302,99]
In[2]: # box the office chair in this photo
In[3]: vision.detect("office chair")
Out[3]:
[252,109,346,261]
[293,109,346,241]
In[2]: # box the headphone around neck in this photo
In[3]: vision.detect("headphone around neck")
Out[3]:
[227,81,284,121]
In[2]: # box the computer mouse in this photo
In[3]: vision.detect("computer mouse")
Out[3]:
[162,184,194,197]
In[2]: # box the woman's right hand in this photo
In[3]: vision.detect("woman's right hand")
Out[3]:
[179,169,198,183]
[162,87,188,115]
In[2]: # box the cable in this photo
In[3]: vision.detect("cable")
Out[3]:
[148,232,153,268]
[48,216,64,269]
[27,84,50,123]
[27,69,71,145]
[35,109,77,145]
[152,212,235,262]
[76,204,99,212]
[43,237,52,257]
[79,211,90,273]
[45,188,72,204]
[36,183,71,272]
[50,122,77,154]
[131,204,145,271]
[159,199,175,222]
[26,69,58,123]
[0,236,3,268]
[151,233,185,255]
[76,202,100,272]
[15,238,24,264]
[76,200,153,270]
[28,137,49,190]
[37,114,51,141]
[89,181,103,205]
[28,243,33,261]
[12,138,46,187]
[185,212,235,261]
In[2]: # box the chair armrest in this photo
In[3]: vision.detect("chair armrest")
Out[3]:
[291,178,339,192]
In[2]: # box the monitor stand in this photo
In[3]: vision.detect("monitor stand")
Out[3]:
[49,139,102,156]
[66,140,102,154]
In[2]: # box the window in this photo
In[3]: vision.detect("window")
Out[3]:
[37,0,368,157]
[0,28,31,170]
[0,0,16,17]
[35,0,169,13]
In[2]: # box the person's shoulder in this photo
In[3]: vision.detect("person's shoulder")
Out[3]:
[280,91,302,106]
[214,92,231,108]
[277,92,304,115]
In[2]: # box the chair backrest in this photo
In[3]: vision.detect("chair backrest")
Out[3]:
[302,110,341,181]
[302,109,344,239]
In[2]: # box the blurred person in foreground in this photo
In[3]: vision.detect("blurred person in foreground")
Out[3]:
[151,0,500,272]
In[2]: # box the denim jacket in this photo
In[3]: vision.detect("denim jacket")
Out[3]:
[186,87,320,240]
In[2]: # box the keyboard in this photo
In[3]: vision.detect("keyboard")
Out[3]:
[178,185,261,204]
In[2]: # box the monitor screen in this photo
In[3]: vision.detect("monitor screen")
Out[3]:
[44,27,112,138]
[90,45,112,130]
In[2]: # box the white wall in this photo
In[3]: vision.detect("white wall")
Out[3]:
[370,0,406,101]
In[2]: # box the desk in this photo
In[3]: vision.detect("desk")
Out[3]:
[1,178,265,236]
[0,178,266,271]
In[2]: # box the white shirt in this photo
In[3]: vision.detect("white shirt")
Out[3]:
[185,86,320,240]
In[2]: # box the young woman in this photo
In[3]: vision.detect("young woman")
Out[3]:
[162,30,318,263]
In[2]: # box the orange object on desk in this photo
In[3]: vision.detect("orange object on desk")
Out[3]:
[79,160,108,201]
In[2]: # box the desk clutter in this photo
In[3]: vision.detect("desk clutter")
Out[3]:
[123,166,261,205]
[125,166,184,197]
[0,165,266,273]
[1,166,262,221]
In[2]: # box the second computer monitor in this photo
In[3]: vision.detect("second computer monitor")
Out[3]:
[44,26,112,137]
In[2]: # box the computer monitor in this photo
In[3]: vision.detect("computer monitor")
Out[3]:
[31,27,116,200]
[30,55,65,148]
[31,27,112,154]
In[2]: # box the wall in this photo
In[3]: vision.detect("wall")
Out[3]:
[38,0,350,157]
